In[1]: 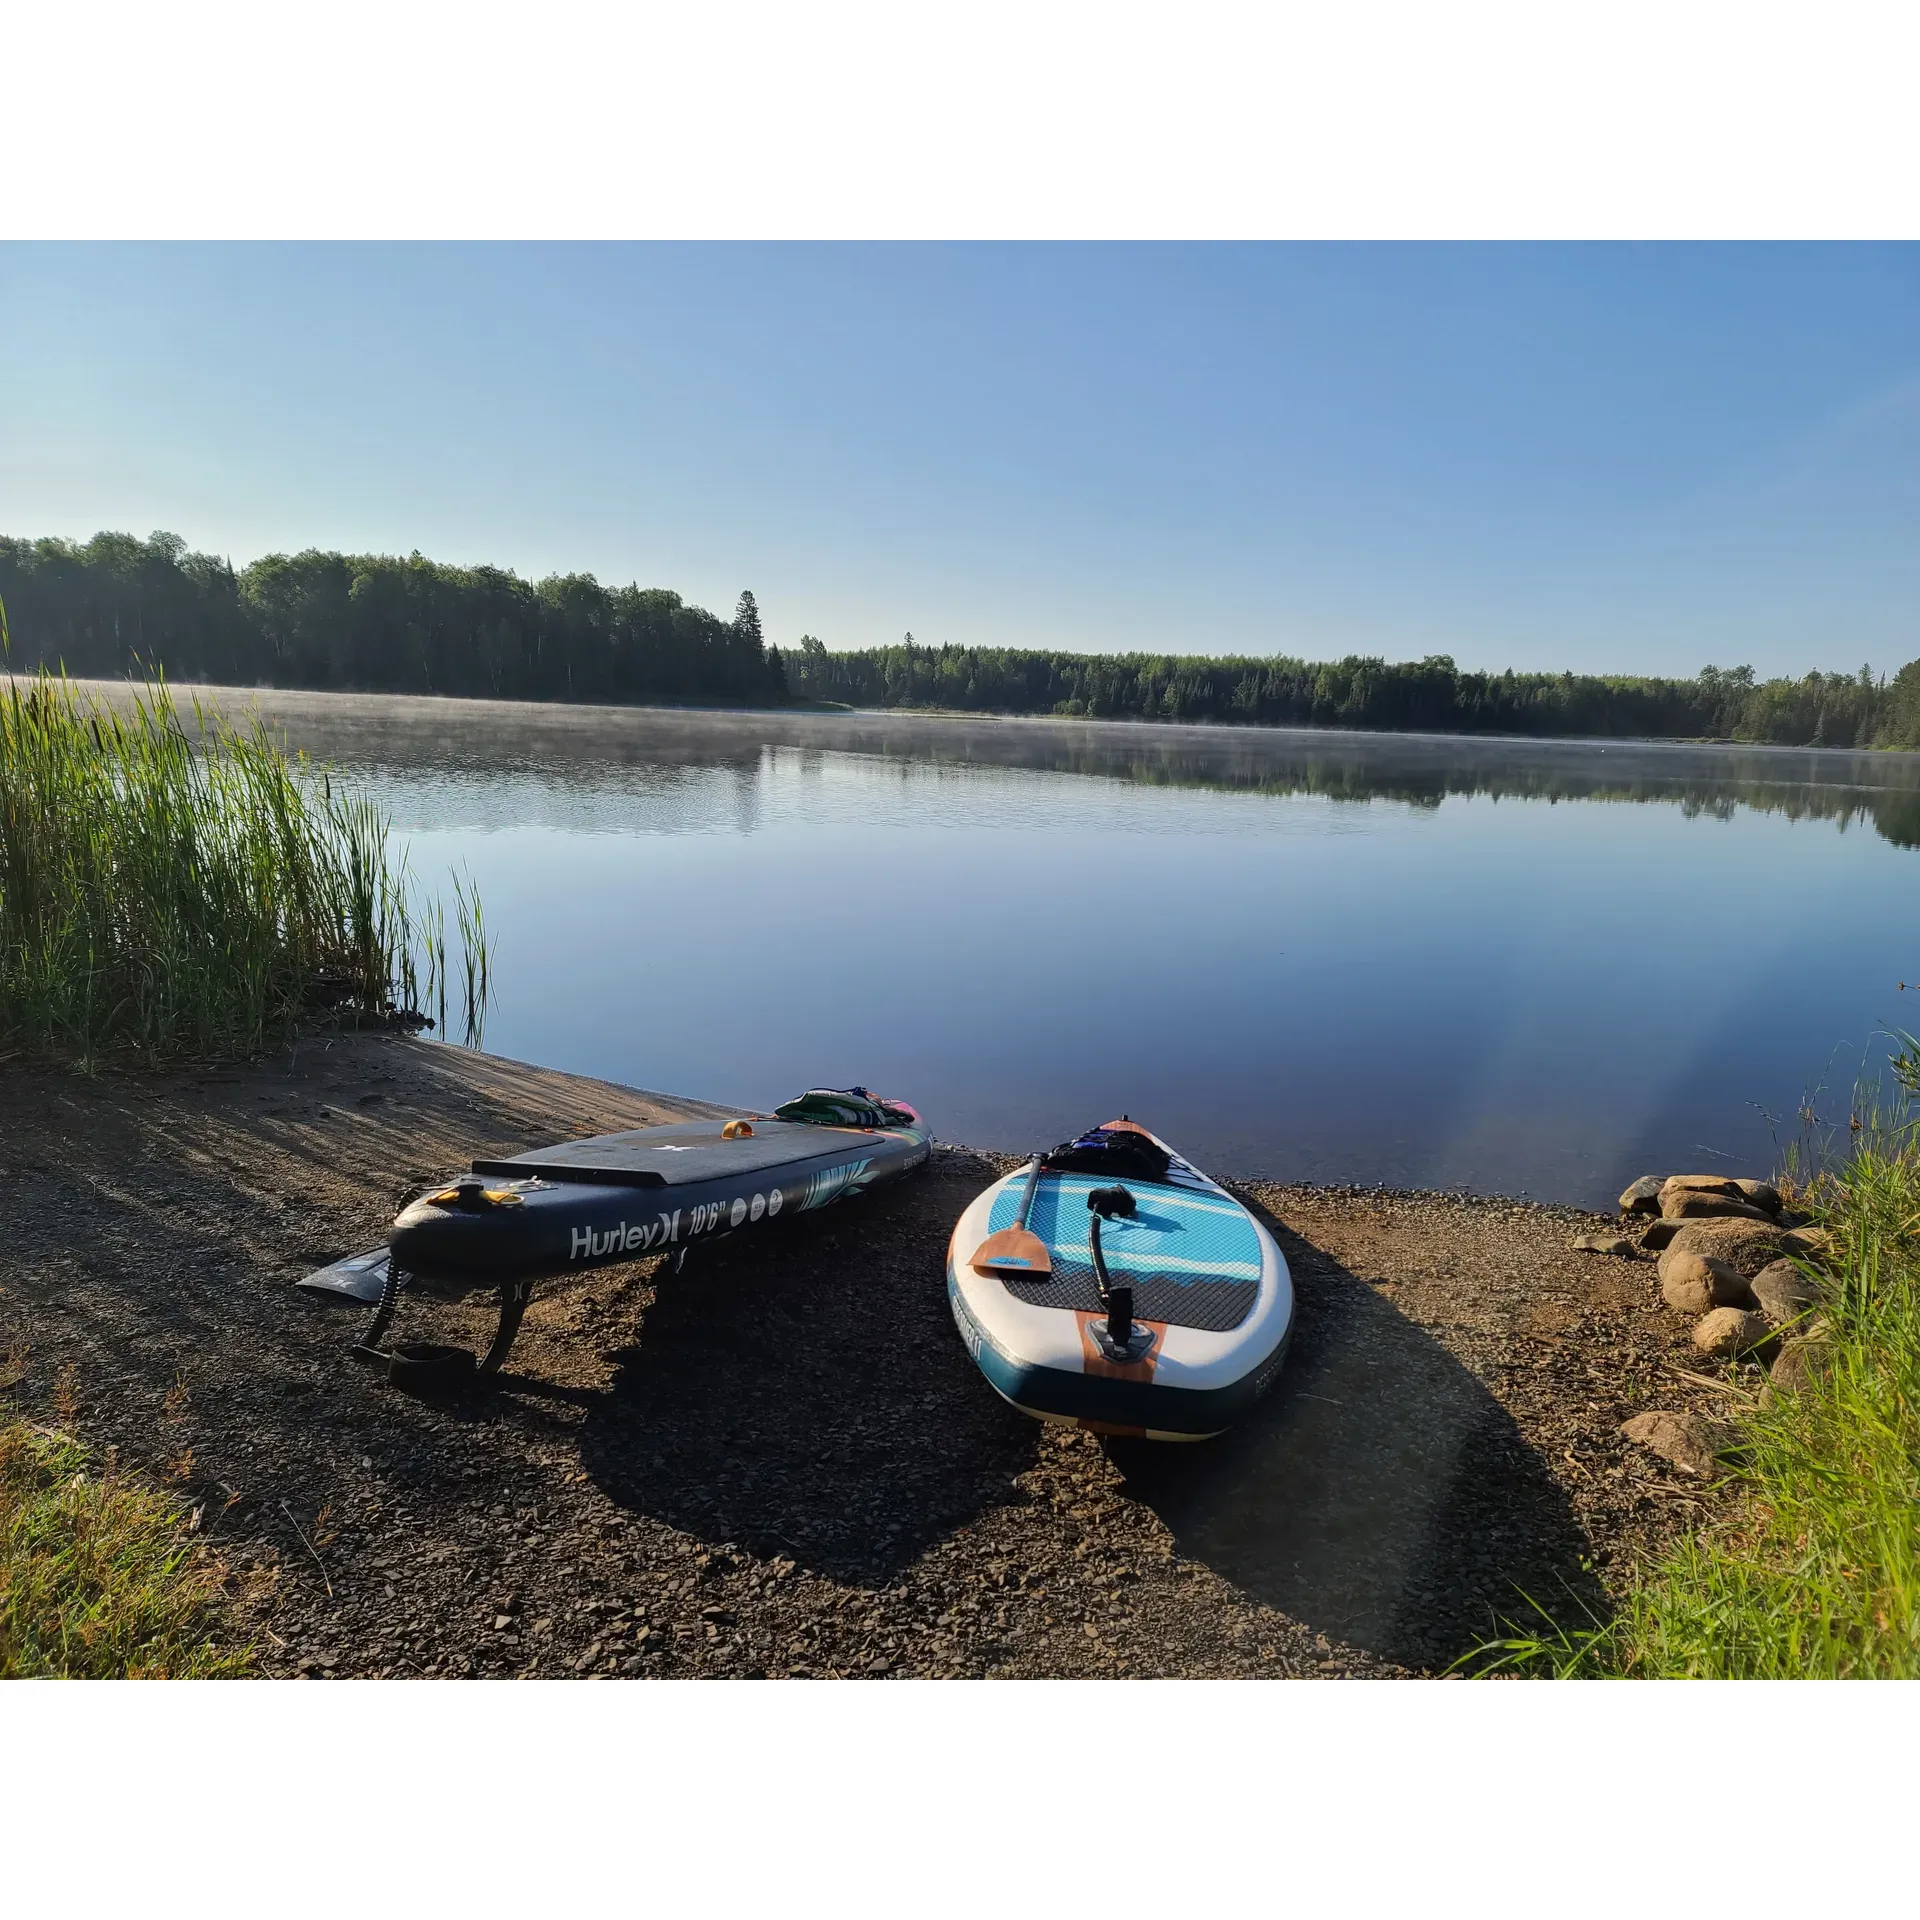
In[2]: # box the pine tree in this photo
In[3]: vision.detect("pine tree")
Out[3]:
[733,590,763,649]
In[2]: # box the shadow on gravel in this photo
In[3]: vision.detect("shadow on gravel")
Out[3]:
[1107,1207,1605,1671]
[574,1168,1043,1585]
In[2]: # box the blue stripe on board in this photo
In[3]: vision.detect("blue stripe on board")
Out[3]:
[984,1175,1246,1218]
[1029,1245,1260,1269]
[984,1172,1262,1285]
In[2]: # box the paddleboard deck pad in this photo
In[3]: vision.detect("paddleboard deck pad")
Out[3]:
[947,1122,1292,1441]
[297,1087,929,1380]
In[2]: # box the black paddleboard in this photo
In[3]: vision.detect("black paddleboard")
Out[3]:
[295,1088,930,1377]
[395,1111,929,1284]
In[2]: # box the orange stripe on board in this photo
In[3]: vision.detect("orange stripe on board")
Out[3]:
[1099,1119,1155,1136]
[1075,1310,1165,1384]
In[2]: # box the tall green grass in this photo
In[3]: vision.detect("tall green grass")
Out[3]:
[1,596,488,1063]
[1485,1098,1920,1678]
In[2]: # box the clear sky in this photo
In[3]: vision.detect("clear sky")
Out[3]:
[1,243,1913,677]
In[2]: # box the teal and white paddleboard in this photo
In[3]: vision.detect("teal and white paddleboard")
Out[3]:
[946,1121,1293,1441]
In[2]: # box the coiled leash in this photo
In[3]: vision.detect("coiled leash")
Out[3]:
[1086,1184,1152,1361]
[352,1178,534,1390]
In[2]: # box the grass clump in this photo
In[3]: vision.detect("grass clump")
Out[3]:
[1,598,485,1062]
[0,1417,257,1678]
[1485,1105,1920,1678]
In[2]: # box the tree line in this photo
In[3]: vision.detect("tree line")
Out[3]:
[5,530,1917,749]
[785,635,1920,750]
[0,531,787,707]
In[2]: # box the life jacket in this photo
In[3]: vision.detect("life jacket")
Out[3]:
[773,1086,921,1130]
[1042,1125,1173,1184]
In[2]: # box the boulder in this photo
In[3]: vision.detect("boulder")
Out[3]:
[1732,1179,1783,1215]
[1620,1409,1730,1477]
[1662,1174,1749,1199]
[1660,1187,1773,1223]
[1573,1233,1637,1256]
[1618,1175,1668,1215]
[1639,1218,1683,1251]
[1692,1307,1774,1360]
[1783,1225,1838,1267]
[1749,1260,1823,1327]
[1664,1218,1790,1277]
[1657,1250,1752,1314]
[1768,1334,1836,1393]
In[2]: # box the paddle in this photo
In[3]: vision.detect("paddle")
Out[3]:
[971,1155,1053,1276]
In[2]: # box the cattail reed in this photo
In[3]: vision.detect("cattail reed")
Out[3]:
[0,648,489,1064]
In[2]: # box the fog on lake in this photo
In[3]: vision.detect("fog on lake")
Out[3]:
[179,687,1920,1208]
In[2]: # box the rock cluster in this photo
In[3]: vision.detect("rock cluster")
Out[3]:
[1595,1170,1838,1472]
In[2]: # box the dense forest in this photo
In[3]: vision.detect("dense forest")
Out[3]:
[0,531,787,707]
[4,530,1917,749]
[785,635,1920,750]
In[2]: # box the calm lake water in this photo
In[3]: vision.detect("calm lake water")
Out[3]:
[231,691,1920,1209]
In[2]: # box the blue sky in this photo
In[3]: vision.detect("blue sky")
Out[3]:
[1,243,1913,676]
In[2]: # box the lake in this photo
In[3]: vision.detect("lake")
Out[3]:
[235,689,1920,1209]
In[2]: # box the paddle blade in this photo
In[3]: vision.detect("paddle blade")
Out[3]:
[971,1225,1052,1276]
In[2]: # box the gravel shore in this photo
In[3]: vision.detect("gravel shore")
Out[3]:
[0,1035,1736,1677]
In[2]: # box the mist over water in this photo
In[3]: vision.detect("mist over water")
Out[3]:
[208,688,1920,1208]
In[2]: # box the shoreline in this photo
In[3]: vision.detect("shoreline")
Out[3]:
[18,673,1920,767]
[0,1034,1741,1678]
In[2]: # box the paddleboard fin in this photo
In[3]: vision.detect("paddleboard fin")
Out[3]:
[349,1264,534,1387]
[295,1247,398,1305]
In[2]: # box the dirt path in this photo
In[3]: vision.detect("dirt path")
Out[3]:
[0,1036,1733,1677]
